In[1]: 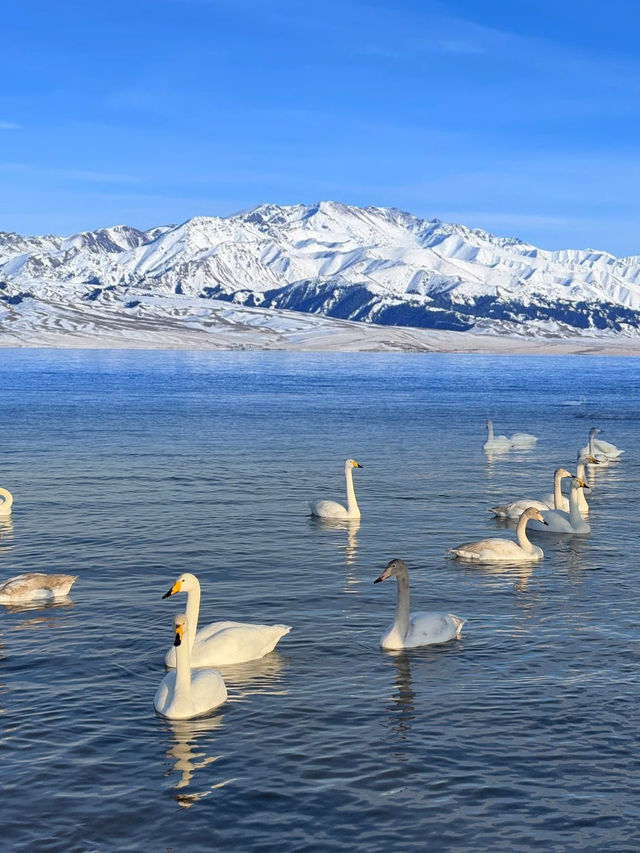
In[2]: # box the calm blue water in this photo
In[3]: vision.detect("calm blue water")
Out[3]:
[0,349,639,852]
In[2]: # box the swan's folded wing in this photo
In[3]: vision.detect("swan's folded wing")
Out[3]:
[309,499,347,518]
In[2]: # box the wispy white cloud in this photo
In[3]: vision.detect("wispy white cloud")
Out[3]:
[0,121,20,130]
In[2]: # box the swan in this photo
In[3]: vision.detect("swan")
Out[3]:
[162,573,291,668]
[373,558,464,650]
[528,477,590,534]
[578,428,621,463]
[509,431,538,449]
[309,459,363,519]
[483,421,512,452]
[490,467,573,519]
[0,487,13,517]
[0,572,77,604]
[541,460,596,515]
[447,506,548,562]
[154,614,227,720]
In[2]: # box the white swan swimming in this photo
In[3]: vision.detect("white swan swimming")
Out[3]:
[154,614,227,720]
[447,506,548,562]
[491,467,573,519]
[484,421,537,452]
[309,458,363,519]
[373,558,464,649]
[578,428,622,463]
[0,487,13,517]
[0,572,77,604]
[529,476,590,534]
[163,573,291,668]
[540,459,596,515]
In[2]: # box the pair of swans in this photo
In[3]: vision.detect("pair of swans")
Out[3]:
[154,614,227,719]
[483,421,537,452]
[374,558,464,650]
[528,476,590,534]
[491,460,595,519]
[448,506,548,562]
[309,459,362,520]
[0,572,76,604]
[0,487,13,517]
[578,428,623,463]
[156,573,291,719]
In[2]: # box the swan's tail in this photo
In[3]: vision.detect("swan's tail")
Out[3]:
[450,615,465,637]
[490,504,510,518]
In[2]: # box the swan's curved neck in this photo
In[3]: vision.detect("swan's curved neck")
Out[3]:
[575,463,590,511]
[553,472,565,510]
[487,422,494,440]
[175,624,192,699]
[344,467,360,517]
[516,514,535,552]
[0,488,13,512]
[392,569,411,641]
[184,583,201,650]
[568,484,582,526]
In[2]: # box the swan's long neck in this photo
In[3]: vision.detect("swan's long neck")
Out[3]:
[185,583,201,651]
[516,514,535,552]
[0,488,13,512]
[393,569,411,641]
[575,463,590,511]
[344,466,360,517]
[568,484,583,527]
[487,422,494,440]
[175,623,192,699]
[553,471,564,510]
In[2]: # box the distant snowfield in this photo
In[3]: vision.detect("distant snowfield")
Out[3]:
[2,201,640,354]
[1,294,639,355]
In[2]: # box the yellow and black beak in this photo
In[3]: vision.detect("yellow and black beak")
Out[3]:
[354,462,363,469]
[162,580,181,600]
[174,624,183,647]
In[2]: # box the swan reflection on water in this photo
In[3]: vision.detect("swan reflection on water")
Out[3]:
[309,516,361,587]
[383,651,416,742]
[162,714,226,808]
[0,518,14,551]
[219,651,289,701]
[5,597,74,620]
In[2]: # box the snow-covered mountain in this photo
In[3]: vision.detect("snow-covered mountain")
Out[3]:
[2,201,640,347]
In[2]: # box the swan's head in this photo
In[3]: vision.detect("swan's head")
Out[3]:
[554,468,574,480]
[572,477,589,490]
[374,558,408,584]
[523,507,548,525]
[162,572,199,599]
[589,427,602,437]
[584,455,600,465]
[173,613,188,647]
[345,459,363,470]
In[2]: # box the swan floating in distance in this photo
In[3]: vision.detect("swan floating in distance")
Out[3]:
[0,572,77,604]
[483,421,537,452]
[491,467,573,519]
[373,559,464,649]
[578,428,622,463]
[447,507,548,562]
[154,614,227,720]
[0,488,13,517]
[541,459,596,515]
[529,477,590,534]
[163,572,291,668]
[309,459,363,519]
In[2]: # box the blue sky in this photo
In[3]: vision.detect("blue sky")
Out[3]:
[2,0,639,254]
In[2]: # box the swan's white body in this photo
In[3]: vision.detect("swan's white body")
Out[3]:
[163,573,291,668]
[529,477,590,534]
[374,559,464,650]
[483,421,537,452]
[447,507,547,562]
[309,459,362,519]
[578,428,622,463]
[0,572,76,604]
[492,468,573,519]
[541,461,593,515]
[155,614,227,720]
[0,487,13,517]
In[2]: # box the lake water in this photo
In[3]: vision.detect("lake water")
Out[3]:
[1,349,639,852]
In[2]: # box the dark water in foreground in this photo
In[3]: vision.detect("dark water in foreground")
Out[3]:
[0,349,639,852]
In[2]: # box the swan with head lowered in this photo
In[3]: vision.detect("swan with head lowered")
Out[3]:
[528,476,590,534]
[0,572,76,604]
[0,487,13,517]
[447,507,548,562]
[309,459,363,519]
[490,467,573,519]
[154,614,227,720]
[163,573,291,668]
[373,559,464,649]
